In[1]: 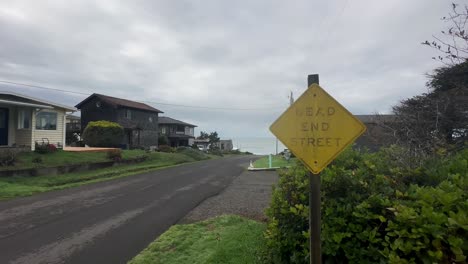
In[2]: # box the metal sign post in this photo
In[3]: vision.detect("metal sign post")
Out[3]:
[270,74,366,264]
[308,75,321,264]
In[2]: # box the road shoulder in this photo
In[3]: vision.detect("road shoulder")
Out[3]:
[179,170,278,223]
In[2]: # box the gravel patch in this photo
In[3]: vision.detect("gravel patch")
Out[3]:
[180,170,278,223]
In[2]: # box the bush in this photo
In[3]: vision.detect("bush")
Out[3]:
[35,143,58,154]
[158,135,169,146]
[106,149,122,162]
[227,149,241,154]
[158,145,174,153]
[82,121,124,147]
[0,149,18,166]
[208,149,223,156]
[35,144,48,154]
[265,148,468,263]
[176,147,209,161]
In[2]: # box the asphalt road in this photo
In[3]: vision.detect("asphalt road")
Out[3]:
[0,155,253,264]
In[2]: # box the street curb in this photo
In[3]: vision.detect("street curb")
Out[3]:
[247,167,281,171]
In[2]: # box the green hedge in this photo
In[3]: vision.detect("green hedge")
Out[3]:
[265,147,468,263]
[82,121,124,147]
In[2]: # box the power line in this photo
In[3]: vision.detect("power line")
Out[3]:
[0,80,90,96]
[0,80,281,111]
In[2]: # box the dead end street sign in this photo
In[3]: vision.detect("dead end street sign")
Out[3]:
[270,83,366,174]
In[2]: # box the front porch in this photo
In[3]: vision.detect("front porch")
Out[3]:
[0,92,74,151]
[63,147,120,153]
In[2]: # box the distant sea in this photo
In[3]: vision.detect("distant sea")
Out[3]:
[231,137,286,155]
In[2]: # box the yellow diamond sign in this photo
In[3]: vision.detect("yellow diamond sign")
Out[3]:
[270,84,366,174]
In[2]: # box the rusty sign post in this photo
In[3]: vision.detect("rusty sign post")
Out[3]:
[270,74,366,264]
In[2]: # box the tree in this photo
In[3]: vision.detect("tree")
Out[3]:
[385,3,468,156]
[422,3,468,65]
[197,131,220,149]
[389,60,468,155]
[197,131,209,139]
[208,131,220,150]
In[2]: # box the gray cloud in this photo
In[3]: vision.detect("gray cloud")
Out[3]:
[0,0,453,139]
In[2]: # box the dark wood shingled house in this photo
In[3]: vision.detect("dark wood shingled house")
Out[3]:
[158,116,196,147]
[76,94,163,149]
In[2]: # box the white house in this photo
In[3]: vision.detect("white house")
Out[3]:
[0,91,75,150]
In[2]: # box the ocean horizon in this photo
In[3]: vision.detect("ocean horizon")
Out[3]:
[231,137,286,155]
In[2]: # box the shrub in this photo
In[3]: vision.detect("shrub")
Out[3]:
[82,121,124,147]
[264,164,309,263]
[35,144,49,154]
[176,147,209,161]
[48,144,57,153]
[158,145,173,153]
[0,149,18,166]
[208,149,223,156]
[264,148,468,263]
[106,149,122,162]
[158,135,169,146]
[34,143,57,154]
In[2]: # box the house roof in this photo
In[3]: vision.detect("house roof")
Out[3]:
[75,93,163,113]
[66,114,81,120]
[0,91,76,111]
[158,116,197,127]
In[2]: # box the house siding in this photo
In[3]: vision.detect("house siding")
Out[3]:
[32,109,66,148]
[117,108,159,148]
[158,124,195,147]
[78,96,159,149]
[80,97,118,131]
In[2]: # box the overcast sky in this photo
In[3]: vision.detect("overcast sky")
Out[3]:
[0,0,452,138]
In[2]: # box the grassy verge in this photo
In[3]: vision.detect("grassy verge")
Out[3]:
[0,149,147,171]
[253,155,295,168]
[0,151,211,200]
[128,215,267,264]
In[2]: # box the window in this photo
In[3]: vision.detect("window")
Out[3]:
[149,116,153,123]
[161,127,166,134]
[18,109,31,129]
[125,109,132,119]
[176,125,184,133]
[36,112,57,130]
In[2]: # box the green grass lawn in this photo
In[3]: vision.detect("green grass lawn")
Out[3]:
[128,215,267,264]
[0,151,211,200]
[253,155,295,168]
[0,149,147,171]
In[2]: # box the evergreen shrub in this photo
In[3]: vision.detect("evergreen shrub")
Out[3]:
[265,148,468,263]
[82,121,124,147]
